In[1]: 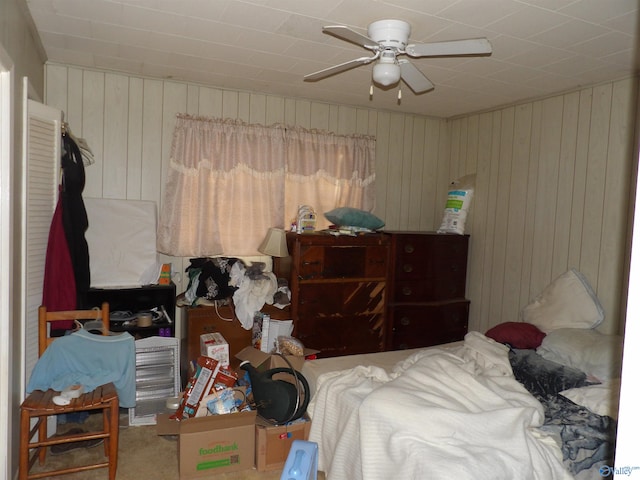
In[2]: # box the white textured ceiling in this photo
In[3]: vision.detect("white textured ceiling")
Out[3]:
[25,0,639,118]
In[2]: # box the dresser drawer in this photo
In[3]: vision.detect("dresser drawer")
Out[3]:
[389,301,469,349]
[392,276,466,302]
[299,244,370,279]
[294,313,385,357]
[297,282,385,316]
[393,234,468,282]
[365,245,388,277]
[297,245,387,280]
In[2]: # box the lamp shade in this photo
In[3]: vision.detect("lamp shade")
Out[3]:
[258,228,289,257]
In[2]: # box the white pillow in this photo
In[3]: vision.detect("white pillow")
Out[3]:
[561,378,621,419]
[521,269,604,333]
[537,328,623,381]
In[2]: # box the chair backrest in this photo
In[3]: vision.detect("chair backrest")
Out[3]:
[38,302,110,356]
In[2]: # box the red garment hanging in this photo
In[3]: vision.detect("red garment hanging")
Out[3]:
[42,187,76,329]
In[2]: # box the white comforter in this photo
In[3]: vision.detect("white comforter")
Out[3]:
[308,332,573,480]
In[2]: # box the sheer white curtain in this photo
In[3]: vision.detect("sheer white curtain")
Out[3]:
[285,127,376,230]
[157,114,376,257]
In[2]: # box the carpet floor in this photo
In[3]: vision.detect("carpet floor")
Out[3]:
[28,411,323,480]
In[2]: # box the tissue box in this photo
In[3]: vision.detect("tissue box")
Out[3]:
[200,332,230,367]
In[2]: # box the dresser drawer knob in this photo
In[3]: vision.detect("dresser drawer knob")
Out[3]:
[402,287,412,296]
[403,264,413,273]
[404,244,414,253]
[400,316,411,326]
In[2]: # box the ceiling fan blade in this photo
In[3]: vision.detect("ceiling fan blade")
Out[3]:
[323,25,379,49]
[406,38,492,58]
[398,60,434,94]
[304,55,377,81]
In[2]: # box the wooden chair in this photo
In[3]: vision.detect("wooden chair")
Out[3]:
[19,303,120,480]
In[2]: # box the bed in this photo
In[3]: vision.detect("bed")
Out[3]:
[300,269,622,480]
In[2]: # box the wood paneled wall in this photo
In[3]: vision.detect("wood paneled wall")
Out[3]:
[45,63,637,336]
[454,79,637,335]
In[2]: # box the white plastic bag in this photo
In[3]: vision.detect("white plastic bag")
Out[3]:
[437,174,476,235]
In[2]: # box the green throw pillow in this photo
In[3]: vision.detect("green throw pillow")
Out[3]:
[324,207,385,230]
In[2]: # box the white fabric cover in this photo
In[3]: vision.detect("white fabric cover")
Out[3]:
[537,328,623,381]
[308,332,571,480]
[521,269,604,333]
[300,346,455,399]
[85,197,159,287]
[560,379,621,420]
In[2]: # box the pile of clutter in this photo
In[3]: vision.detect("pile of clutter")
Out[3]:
[172,355,250,419]
[157,331,316,476]
[175,257,291,330]
[172,331,311,424]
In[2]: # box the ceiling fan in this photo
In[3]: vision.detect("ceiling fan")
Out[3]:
[304,19,492,95]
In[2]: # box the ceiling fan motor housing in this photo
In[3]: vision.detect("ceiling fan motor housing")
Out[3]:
[367,19,411,49]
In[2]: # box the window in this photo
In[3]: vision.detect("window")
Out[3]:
[157,114,376,256]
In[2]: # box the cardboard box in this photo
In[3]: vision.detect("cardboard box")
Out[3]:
[200,332,230,367]
[255,414,312,471]
[235,346,319,373]
[156,410,257,478]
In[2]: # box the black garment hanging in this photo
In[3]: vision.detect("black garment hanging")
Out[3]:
[61,133,91,305]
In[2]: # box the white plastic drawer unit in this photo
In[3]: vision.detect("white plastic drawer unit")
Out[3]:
[129,336,181,426]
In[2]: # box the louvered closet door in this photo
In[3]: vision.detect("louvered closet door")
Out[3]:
[22,99,61,396]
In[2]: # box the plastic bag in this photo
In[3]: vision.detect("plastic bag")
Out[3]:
[437,174,476,235]
[277,335,305,356]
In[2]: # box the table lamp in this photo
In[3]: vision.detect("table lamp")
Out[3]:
[258,228,289,277]
[258,228,289,257]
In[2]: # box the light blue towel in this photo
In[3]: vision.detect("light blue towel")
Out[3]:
[27,329,136,408]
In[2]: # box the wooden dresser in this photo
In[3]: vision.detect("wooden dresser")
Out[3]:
[386,232,470,350]
[285,232,390,358]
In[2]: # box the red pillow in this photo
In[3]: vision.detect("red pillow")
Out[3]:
[485,322,546,349]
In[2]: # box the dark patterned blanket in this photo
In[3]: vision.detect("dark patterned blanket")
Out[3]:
[509,349,616,478]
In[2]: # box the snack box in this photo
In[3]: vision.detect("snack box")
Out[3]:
[200,332,230,367]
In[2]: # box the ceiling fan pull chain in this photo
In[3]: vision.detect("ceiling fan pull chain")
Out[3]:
[398,86,402,101]
[370,84,374,97]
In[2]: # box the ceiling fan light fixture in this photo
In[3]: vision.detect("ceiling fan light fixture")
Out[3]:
[372,49,400,87]
[372,62,401,86]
